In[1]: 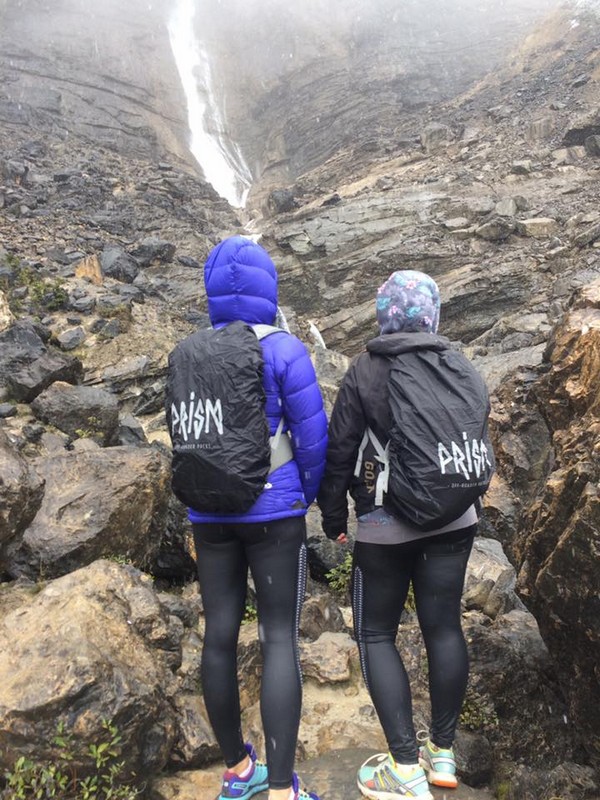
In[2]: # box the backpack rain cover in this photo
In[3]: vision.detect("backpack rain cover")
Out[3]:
[165,321,271,513]
[385,346,495,530]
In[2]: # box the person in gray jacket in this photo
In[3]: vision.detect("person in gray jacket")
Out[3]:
[318,270,480,800]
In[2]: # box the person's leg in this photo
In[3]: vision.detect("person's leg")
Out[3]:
[243,516,307,794]
[193,523,249,769]
[353,540,420,764]
[413,526,476,749]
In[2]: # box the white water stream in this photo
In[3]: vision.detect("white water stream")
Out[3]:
[168,0,253,208]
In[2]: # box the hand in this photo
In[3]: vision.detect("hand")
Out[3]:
[336,533,348,544]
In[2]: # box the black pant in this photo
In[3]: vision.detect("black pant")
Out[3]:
[352,526,476,763]
[192,517,307,790]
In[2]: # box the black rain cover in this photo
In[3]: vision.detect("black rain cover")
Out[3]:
[384,347,495,530]
[165,321,270,513]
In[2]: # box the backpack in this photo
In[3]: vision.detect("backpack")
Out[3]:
[355,343,495,531]
[165,321,292,513]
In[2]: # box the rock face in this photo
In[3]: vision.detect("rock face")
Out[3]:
[194,0,557,191]
[0,0,191,164]
[515,280,600,771]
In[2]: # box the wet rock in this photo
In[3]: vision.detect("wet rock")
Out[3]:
[7,349,84,403]
[0,429,45,556]
[516,217,559,238]
[584,135,600,157]
[4,445,170,580]
[475,217,515,242]
[0,321,47,386]
[169,694,219,769]
[507,761,598,800]
[463,538,526,619]
[131,237,176,267]
[100,245,140,283]
[56,325,86,350]
[526,116,554,140]
[268,188,297,214]
[573,220,600,248]
[516,287,600,772]
[421,122,453,153]
[510,160,532,175]
[0,561,179,781]
[300,592,346,641]
[31,381,119,445]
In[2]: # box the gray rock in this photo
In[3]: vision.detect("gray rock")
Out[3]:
[475,217,515,242]
[0,561,179,781]
[584,135,600,157]
[0,429,45,554]
[7,350,84,403]
[495,198,518,217]
[421,122,453,153]
[131,237,176,267]
[4,445,170,580]
[31,381,119,445]
[100,245,140,283]
[56,325,86,350]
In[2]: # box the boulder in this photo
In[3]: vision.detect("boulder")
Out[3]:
[100,246,140,283]
[0,561,180,781]
[0,429,45,557]
[420,122,453,153]
[5,445,171,580]
[31,380,119,445]
[516,217,559,238]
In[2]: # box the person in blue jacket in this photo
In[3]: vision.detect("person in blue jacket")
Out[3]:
[190,236,327,800]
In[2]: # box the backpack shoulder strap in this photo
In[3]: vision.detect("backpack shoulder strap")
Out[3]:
[252,324,285,340]
[355,427,389,505]
[250,323,293,473]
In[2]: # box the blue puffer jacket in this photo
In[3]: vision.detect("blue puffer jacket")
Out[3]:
[188,236,328,524]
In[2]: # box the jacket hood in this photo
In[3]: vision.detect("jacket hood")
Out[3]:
[204,236,278,326]
[366,331,451,356]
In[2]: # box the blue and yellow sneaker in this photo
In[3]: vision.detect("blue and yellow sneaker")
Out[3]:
[218,742,268,800]
[418,737,458,789]
[357,753,433,799]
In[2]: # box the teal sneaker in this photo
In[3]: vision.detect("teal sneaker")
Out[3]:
[357,752,433,800]
[218,742,268,800]
[418,737,458,789]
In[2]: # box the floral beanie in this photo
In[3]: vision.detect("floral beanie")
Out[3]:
[375,270,441,335]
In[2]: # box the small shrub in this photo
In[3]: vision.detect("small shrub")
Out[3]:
[1,720,140,799]
[326,551,353,599]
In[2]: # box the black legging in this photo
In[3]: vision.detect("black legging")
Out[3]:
[352,525,476,764]
[192,517,307,791]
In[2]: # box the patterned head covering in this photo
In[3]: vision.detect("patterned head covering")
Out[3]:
[375,270,441,335]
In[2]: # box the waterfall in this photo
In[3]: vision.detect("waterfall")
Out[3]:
[168,0,252,208]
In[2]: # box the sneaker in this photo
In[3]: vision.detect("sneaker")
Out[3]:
[357,753,433,800]
[292,771,321,800]
[418,737,458,789]
[218,742,269,800]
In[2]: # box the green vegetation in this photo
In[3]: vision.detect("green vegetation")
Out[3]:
[459,686,499,733]
[243,601,258,624]
[74,416,103,441]
[1,257,69,314]
[2,720,139,799]
[326,551,353,599]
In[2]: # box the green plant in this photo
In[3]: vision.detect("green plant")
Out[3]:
[459,686,499,733]
[75,417,102,441]
[2,720,140,799]
[243,602,258,624]
[326,551,353,598]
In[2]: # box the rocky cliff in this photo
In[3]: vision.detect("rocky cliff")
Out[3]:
[0,0,599,798]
